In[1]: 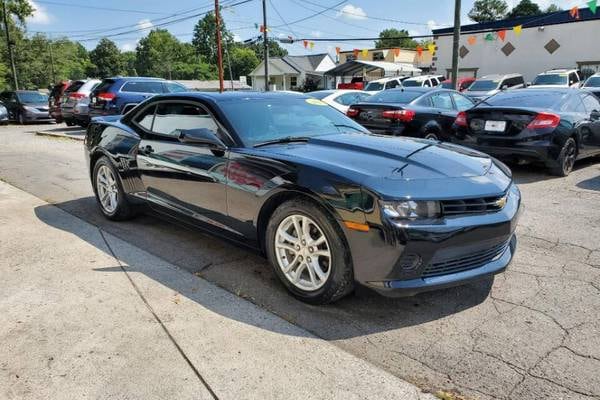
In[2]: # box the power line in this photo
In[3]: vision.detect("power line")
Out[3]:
[273,0,348,27]
[33,0,170,15]
[268,0,298,38]
[285,0,380,33]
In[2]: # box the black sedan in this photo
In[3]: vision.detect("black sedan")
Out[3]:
[452,89,600,176]
[85,92,520,304]
[346,87,475,140]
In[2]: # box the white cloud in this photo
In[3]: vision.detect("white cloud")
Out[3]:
[233,34,242,42]
[26,1,51,25]
[337,4,367,20]
[121,43,136,52]
[136,19,153,31]
[427,20,444,31]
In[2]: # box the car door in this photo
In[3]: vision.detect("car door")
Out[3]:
[429,91,458,133]
[581,93,600,152]
[134,100,231,228]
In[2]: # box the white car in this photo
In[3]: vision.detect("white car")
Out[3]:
[363,77,406,95]
[307,90,372,113]
[530,69,581,89]
[402,74,446,88]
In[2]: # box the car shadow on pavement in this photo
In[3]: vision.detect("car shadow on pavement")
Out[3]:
[34,198,493,340]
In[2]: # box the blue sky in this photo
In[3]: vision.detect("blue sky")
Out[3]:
[25,0,580,55]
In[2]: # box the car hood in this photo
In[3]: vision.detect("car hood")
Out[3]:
[256,133,512,200]
[23,102,48,109]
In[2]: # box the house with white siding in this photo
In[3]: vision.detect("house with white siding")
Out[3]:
[249,53,336,91]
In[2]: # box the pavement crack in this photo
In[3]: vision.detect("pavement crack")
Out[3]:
[97,228,219,400]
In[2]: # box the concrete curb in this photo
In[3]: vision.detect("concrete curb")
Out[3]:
[36,130,85,141]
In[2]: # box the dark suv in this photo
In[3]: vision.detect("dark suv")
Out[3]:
[88,77,187,118]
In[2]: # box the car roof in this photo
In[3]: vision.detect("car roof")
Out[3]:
[479,73,522,80]
[368,77,404,83]
[105,76,166,81]
[152,91,312,102]
[540,69,577,74]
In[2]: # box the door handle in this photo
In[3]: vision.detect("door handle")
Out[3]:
[139,145,154,155]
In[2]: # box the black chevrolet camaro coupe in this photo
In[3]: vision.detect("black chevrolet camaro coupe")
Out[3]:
[85,92,521,304]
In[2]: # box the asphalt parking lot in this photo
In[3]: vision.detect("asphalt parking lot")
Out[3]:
[1,123,599,400]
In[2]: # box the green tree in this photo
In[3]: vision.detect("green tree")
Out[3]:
[507,0,542,18]
[192,12,233,65]
[468,0,509,22]
[227,46,259,80]
[136,29,217,80]
[545,4,561,13]
[89,38,124,78]
[245,38,288,60]
[0,0,34,24]
[374,28,418,49]
[121,51,137,76]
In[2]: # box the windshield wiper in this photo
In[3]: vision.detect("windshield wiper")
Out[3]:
[332,124,365,133]
[253,136,311,148]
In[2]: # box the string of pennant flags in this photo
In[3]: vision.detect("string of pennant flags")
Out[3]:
[253,0,598,58]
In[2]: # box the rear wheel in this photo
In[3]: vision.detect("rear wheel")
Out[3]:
[65,119,75,127]
[424,132,439,141]
[92,156,136,220]
[550,137,577,177]
[265,199,354,304]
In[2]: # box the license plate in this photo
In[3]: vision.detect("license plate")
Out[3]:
[484,120,506,132]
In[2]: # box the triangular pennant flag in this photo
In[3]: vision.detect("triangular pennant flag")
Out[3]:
[393,48,400,57]
[589,0,598,14]
[427,43,435,55]
[484,33,495,41]
[335,46,341,55]
[259,25,265,32]
[361,49,369,58]
[416,46,423,58]
[497,30,506,41]
[514,25,522,36]
[309,41,315,50]
[467,36,476,46]
[303,40,308,49]
[353,49,359,58]
[570,6,580,19]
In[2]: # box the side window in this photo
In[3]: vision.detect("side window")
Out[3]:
[121,81,164,94]
[165,82,187,93]
[451,93,474,111]
[152,102,219,138]
[334,93,354,106]
[423,80,431,87]
[134,105,156,131]
[515,76,525,87]
[582,94,600,113]
[386,80,400,89]
[430,92,454,110]
[417,96,432,107]
[569,73,579,85]
[356,93,372,102]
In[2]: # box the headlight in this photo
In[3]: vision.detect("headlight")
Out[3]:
[23,106,38,113]
[381,200,441,220]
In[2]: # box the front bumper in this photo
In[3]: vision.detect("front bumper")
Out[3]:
[346,184,521,297]
[23,110,52,122]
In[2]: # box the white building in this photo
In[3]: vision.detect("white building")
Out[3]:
[432,7,600,82]
[249,53,336,91]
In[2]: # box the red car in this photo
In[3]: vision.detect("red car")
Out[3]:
[49,80,70,123]
[441,77,475,92]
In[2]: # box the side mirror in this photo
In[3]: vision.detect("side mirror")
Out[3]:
[179,128,225,148]
[591,110,600,121]
[501,85,508,90]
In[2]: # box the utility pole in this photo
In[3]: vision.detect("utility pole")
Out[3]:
[450,0,461,89]
[262,0,269,91]
[223,43,235,91]
[215,0,224,93]
[2,0,19,90]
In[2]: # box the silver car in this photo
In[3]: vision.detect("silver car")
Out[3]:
[60,79,101,127]
[464,74,525,102]
[0,102,8,124]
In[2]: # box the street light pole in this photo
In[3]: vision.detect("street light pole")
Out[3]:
[451,0,461,89]
[2,0,19,90]
[215,0,224,93]
[262,0,269,91]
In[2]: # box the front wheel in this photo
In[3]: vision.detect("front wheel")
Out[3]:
[550,137,577,177]
[265,199,354,304]
[92,156,136,220]
[17,112,25,125]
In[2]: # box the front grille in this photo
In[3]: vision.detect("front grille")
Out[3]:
[422,241,510,278]
[441,194,506,216]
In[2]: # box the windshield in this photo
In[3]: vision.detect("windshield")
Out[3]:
[365,82,384,91]
[482,91,566,110]
[17,92,48,104]
[220,96,369,147]
[368,90,422,104]
[584,77,600,87]
[402,80,422,87]
[532,74,568,86]
[307,91,333,100]
[467,80,499,92]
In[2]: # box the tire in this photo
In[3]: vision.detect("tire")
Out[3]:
[424,132,439,141]
[17,112,25,125]
[550,137,577,177]
[65,120,75,127]
[92,156,136,221]
[265,198,354,304]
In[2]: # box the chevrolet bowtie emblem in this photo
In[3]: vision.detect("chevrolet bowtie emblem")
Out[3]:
[495,196,507,208]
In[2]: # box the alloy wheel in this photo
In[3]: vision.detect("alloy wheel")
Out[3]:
[425,133,439,141]
[96,165,118,213]
[274,214,331,291]
[563,140,576,174]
